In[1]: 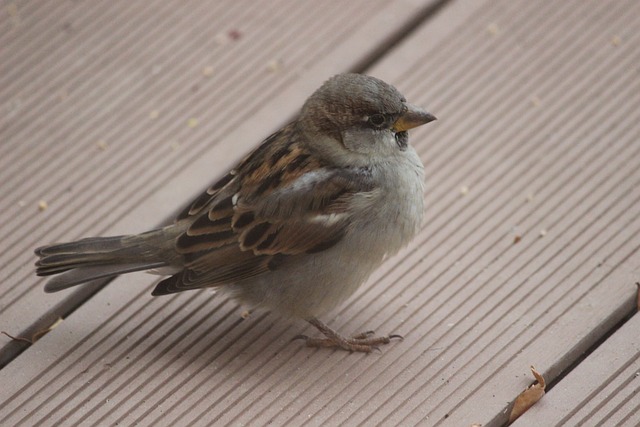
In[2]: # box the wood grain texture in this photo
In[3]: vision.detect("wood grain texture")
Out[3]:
[513,314,640,427]
[1,0,639,425]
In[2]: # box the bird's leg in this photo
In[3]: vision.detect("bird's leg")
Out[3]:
[295,317,402,353]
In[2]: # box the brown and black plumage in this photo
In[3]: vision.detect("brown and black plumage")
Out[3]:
[35,73,436,352]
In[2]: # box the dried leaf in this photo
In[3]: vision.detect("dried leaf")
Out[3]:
[1,331,32,344]
[31,317,63,342]
[1,317,63,345]
[509,366,546,423]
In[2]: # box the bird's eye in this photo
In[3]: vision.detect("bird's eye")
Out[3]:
[368,114,386,127]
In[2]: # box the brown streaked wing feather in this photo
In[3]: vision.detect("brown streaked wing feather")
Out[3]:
[152,245,272,295]
[175,125,294,223]
[175,172,236,221]
[159,125,376,294]
[234,164,376,255]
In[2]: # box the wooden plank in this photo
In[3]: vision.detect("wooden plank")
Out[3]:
[1,0,639,425]
[0,0,437,367]
[513,314,640,427]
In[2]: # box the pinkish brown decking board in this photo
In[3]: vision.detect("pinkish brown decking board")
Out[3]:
[513,314,640,427]
[1,0,639,426]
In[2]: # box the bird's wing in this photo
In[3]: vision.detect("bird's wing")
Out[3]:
[152,126,377,295]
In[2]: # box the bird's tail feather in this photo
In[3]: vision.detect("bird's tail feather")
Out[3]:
[41,263,166,293]
[35,230,177,292]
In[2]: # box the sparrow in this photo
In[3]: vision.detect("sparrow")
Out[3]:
[35,73,436,353]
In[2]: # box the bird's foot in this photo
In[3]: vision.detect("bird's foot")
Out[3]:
[294,318,403,353]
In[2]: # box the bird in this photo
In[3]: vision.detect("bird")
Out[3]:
[35,73,436,352]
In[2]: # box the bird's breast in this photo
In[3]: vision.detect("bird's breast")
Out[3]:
[353,150,425,258]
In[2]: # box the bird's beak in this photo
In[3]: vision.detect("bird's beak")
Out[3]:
[393,103,437,132]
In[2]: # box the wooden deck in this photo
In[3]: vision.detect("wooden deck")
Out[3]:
[1,0,639,425]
